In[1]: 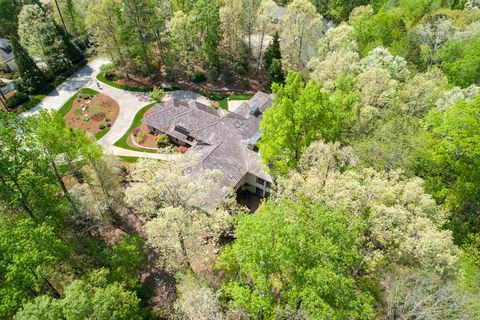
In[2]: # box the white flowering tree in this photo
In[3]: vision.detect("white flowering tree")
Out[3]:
[280,0,322,73]
[276,141,459,274]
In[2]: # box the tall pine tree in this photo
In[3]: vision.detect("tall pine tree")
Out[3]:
[11,39,47,93]
[263,31,281,71]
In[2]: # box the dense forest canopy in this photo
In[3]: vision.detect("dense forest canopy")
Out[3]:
[1,0,480,319]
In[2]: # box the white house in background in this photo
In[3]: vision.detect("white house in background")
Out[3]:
[0,39,16,73]
[143,92,274,212]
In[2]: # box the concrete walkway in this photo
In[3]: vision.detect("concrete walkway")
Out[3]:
[20,57,208,161]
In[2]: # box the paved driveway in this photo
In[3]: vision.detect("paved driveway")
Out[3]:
[20,57,207,161]
[22,58,108,116]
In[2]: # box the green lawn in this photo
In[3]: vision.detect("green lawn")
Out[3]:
[58,88,99,116]
[97,72,182,92]
[113,103,159,153]
[14,94,47,114]
[94,128,110,140]
[118,156,139,163]
[217,94,253,110]
[97,73,152,92]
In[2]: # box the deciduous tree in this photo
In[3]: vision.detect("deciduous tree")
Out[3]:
[417,96,480,238]
[280,0,322,72]
[259,72,347,175]
[277,141,459,274]
[18,4,72,75]
[15,269,142,320]
[217,199,375,319]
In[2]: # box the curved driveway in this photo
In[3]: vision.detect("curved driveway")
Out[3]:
[21,57,206,160]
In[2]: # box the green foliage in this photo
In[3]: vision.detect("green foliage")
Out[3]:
[417,96,480,238]
[156,134,170,148]
[217,199,375,319]
[99,123,106,130]
[10,39,47,93]
[437,35,480,87]
[5,91,29,109]
[109,235,147,289]
[191,71,207,83]
[266,59,285,91]
[97,73,152,92]
[135,129,145,144]
[100,63,119,81]
[18,4,72,75]
[150,87,165,103]
[352,9,410,58]
[0,218,66,318]
[309,0,369,22]
[259,72,352,176]
[114,103,159,153]
[15,269,142,320]
[263,31,282,71]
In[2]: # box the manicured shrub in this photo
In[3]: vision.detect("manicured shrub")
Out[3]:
[5,91,29,109]
[106,122,112,128]
[99,123,106,130]
[83,115,90,122]
[100,63,119,81]
[135,130,145,144]
[156,134,170,148]
[73,109,82,115]
[105,117,111,122]
[150,87,165,103]
[132,128,141,137]
[191,71,206,83]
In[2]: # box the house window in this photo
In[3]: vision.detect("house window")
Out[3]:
[266,181,272,189]
[256,177,265,185]
[174,125,189,136]
[255,187,263,196]
[265,191,271,198]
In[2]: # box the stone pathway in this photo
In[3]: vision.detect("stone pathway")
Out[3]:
[20,57,207,161]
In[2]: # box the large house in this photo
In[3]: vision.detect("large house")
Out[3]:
[0,39,16,73]
[143,92,273,211]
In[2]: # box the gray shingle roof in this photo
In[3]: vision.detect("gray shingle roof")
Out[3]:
[142,92,274,211]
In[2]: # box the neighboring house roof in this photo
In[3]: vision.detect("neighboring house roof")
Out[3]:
[0,38,16,72]
[271,5,286,20]
[143,91,273,211]
[322,20,335,34]
[0,38,13,59]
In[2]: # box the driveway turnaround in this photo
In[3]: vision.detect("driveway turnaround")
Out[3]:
[21,58,209,161]
[22,58,108,116]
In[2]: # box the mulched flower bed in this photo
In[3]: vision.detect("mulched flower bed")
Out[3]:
[64,92,119,136]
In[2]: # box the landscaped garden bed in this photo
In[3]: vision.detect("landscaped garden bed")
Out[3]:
[114,103,159,153]
[114,103,180,154]
[128,112,159,150]
[97,64,257,110]
[62,88,119,139]
[127,112,180,154]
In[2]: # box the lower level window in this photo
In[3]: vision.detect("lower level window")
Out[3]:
[255,187,263,196]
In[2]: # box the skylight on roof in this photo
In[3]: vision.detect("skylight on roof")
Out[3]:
[174,125,189,135]
[234,120,243,128]
[249,105,260,115]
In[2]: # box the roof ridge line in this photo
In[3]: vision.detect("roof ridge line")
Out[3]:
[200,140,224,163]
